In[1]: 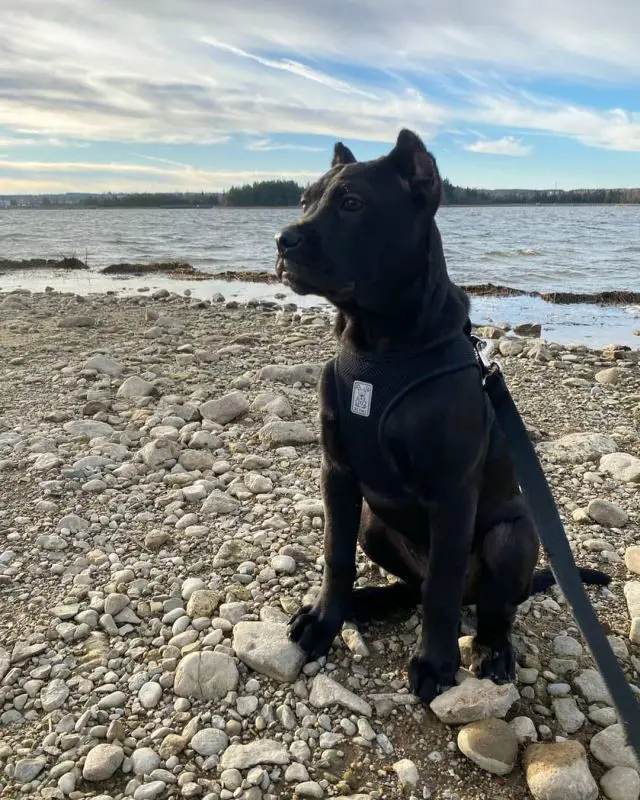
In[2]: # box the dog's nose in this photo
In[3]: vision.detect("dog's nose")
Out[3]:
[277,227,303,253]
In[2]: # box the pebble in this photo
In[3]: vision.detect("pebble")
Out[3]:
[83,743,125,781]
[587,498,628,527]
[233,621,305,682]
[309,674,372,717]
[190,728,229,757]
[174,651,239,700]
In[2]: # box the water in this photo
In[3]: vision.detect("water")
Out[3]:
[1,205,639,346]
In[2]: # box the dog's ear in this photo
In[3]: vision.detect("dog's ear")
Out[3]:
[389,128,441,212]
[332,142,357,167]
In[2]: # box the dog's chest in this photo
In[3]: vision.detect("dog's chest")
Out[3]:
[332,337,479,498]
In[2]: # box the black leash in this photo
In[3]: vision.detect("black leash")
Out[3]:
[471,336,640,757]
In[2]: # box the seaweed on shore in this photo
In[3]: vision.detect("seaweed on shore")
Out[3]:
[0,256,86,272]
[99,262,208,279]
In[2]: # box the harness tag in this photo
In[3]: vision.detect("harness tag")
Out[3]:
[351,381,373,417]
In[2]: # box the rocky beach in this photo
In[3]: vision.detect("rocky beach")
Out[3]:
[1,286,640,800]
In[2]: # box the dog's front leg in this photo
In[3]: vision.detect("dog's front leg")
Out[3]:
[289,460,362,661]
[409,493,476,702]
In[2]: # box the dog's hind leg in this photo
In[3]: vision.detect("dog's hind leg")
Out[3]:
[472,515,538,683]
[347,508,424,623]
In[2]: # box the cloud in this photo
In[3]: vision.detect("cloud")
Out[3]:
[464,136,532,156]
[247,139,325,152]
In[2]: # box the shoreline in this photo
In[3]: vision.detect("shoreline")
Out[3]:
[1,289,639,799]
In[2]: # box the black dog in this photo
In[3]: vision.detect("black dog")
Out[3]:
[275,129,609,702]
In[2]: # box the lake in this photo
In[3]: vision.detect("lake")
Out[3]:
[1,205,639,346]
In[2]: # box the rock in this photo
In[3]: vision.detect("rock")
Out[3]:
[139,438,179,468]
[58,314,94,328]
[259,421,316,447]
[600,453,640,483]
[64,419,113,438]
[158,734,187,760]
[514,322,542,337]
[199,391,249,424]
[134,781,167,800]
[83,743,124,781]
[626,548,640,576]
[596,367,622,385]
[393,758,419,790]
[40,678,70,712]
[553,698,586,733]
[0,647,10,682]
[509,715,538,744]
[213,539,260,567]
[309,674,372,717]
[624,582,640,621]
[174,651,239,700]
[179,449,214,471]
[258,363,322,385]
[117,375,155,398]
[244,472,273,494]
[295,781,324,798]
[590,724,639,769]
[553,635,583,658]
[600,766,640,800]
[138,682,163,709]
[233,621,305,682]
[201,489,240,516]
[220,739,290,770]
[524,741,598,800]
[457,718,518,775]
[271,555,296,574]
[498,338,526,356]
[186,590,221,618]
[83,354,124,376]
[430,677,519,724]
[190,728,229,757]
[537,432,617,464]
[130,747,161,776]
[587,499,628,527]
[574,669,612,704]
[475,326,505,339]
[14,757,46,784]
[295,499,324,517]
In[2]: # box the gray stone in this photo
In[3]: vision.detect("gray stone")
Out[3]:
[0,647,10,681]
[244,472,273,494]
[174,651,239,700]
[574,669,612,704]
[64,419,114,438]
[553,635,583,658]
[83,743,124,781]
[258,363,322,385]
[588,499,628,528]
[59,314,93,328]
[186,590,221,618]
[139,438,179,468]
[41,678,70,712]
[295,781,324,799]
[233,622,305,682]
[430,677,519,724]
[553,698,585,733]
[199,391,249,425]
[83,354,124,376]
[259,421,316,447]
[590,724,639,769]
[537,432,617,464]
[201,490,240,516]
[220,739,290,770]
[600,766,640,800]
[625,549,640,576]
[393,758,419,789]
[600,453,640,483]
[117,375,155,398]
[457,718,518,776]
[509,716,538,744]
[134,782,168,800]
[138,682,163,709]
[130,747,161,776]
[596,367,622,385]
[14,757,47,784]
[190,728,229,757]
[524,741,597,800]
[309,674,372,717]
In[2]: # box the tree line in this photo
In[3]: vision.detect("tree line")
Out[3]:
[5,179,640,209]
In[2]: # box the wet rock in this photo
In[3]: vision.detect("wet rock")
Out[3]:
[514,322,542,337]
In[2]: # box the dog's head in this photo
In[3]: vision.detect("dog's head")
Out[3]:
[275,129,442,312]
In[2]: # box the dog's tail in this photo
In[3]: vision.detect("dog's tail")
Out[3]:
[531,566,611,595]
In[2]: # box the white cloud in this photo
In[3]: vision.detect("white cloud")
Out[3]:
[247,139,324,152]
[465,136,532,156]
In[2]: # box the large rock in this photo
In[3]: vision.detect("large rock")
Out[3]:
[600,766,640,800]
[130,747,161,776]
[600,453,640,483]
[83,354,124,376]
[258,364,322,385]
[190,728,229,757]
[524,741,598,800]
[117,375,155,398]
[309,674,372,717]
[587,499,628,528]
[174,651,239,700]
[64,419,114,438]
[83,743,124,781]
[40,678,70,712]
[596,367,622,385]
[14,757,47,784]
[220,739,290,770]
[213,539,261,567]
[573,669,612,704]
[457,718,518,775]
[199,391,249,425]
[233,622,305,682]
[625,549,640,576]
[430,676,519,724]
[590,724,639,770]
[259,421,316,448]
[139,438,179,468]
[553,698,585,734]
[514,322,542,337]
[186,590,221,618]
[201,490,240,516]
[537,432,617,464]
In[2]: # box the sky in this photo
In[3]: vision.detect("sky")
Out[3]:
[1,0,639,194]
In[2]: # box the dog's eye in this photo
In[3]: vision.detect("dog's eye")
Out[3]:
[341,195,364,213]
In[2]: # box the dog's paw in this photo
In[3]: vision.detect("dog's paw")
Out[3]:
[408,654,456,703]
[288,603,343,661]
[472,640,516,684]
